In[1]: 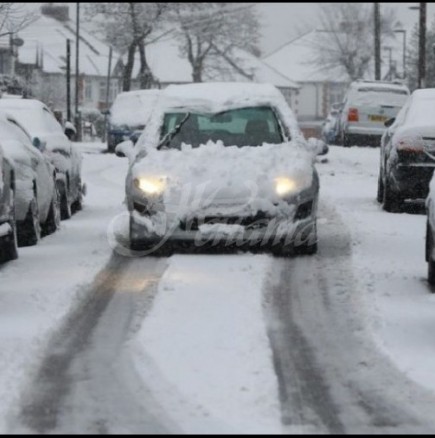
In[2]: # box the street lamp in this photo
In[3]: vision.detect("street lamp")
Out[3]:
[394,28,406,79]
[409,3,426,88]
[383,46,393,80]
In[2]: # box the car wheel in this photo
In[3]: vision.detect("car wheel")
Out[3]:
[42,186,61,236]
[376,173,384,203]
[0,191,18,262]
[60,189,72,220]
[382,178,402,213]
[294,221,318,256]
[17,196,41,247]
[342,132,351,147]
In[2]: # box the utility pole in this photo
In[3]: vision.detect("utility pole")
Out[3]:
[75,2,81,140]
[374,3,381,80]
[66,39,71,122]
[104,46,113,142]
[418,2,427,88]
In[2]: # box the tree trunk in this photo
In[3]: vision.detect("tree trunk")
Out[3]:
[122,42,136,91]
[192,63,202,82]
[137,40,153,89]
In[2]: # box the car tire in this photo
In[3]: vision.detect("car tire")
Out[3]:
[376,173,384,203]
[17,197,41,247]
[0,191,18,263]
[60,189,72,220]
[42,186,61,236]
[294,221,318,256]
[382,178,402,213]
[342,132,352,147]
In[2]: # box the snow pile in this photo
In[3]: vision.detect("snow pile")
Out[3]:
[133,141,313,221]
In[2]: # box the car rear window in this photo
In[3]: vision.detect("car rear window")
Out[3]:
[352,87,409,107]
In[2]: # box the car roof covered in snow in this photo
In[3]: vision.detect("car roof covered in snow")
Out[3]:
[160,82,289,113]
[0,98,48,111]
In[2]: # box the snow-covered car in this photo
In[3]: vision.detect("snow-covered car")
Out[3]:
[123,82,327,256]
[0,142,18,262]
[106,90,161,152]
[378,88,435,213]
[337,80,410,147]
[0,112,60,246]
[0,98,84,220]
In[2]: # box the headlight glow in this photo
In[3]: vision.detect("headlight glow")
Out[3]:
[275,177,298,197]
[134,177,166,195]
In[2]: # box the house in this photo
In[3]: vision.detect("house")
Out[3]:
[263,30,350,122]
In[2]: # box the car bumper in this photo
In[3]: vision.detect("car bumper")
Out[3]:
[130,204,317,251]
[390,163,435,199]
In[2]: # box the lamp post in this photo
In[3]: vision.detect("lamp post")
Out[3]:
[410,3,426,88]
[383,46,393,80]
[394,29,406,79]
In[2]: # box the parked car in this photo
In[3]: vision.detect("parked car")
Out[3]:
[122,82,327,256]
[337,80,410,147]
[0,142,18,262]
[0,98,84,220]
[377,88,435,213]
[106,89,161,152]
[0,112,60,246]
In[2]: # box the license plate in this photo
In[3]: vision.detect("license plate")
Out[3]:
[369,114,388,122]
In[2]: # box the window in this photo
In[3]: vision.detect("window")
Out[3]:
[160,106,284,149]
[84,80,93,101]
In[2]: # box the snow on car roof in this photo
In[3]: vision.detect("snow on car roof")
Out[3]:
[352,80,409,93]
[162,82,287,112]
[0,98,46,110]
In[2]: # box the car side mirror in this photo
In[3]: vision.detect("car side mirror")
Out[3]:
[384,117,395,127]
[307,137,329,156]
[32,137,46,152]
[115,139,135,160]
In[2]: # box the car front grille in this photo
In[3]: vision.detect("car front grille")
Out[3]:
[180,211,271,231]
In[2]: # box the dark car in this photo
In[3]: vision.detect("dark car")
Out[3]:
[106,90,160,153]
[377,89,435,212]
[0,143,18,262]
[0,112,60,246]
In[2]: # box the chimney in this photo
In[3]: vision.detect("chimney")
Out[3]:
[41,3,69,22]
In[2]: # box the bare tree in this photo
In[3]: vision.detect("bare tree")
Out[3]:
[0,2,37,37]
[170,3,261,83]
[406,19,435,91]
[85,3,168,91]
[309,3,398,81]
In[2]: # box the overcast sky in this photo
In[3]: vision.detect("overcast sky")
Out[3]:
[257,2,435,56]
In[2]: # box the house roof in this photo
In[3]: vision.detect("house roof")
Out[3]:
[14,14,114,76]
[263,28,405,84]
[124,32,299,89]
[263,30,349,83]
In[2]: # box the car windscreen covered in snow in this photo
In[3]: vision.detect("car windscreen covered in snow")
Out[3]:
[159,106,284,149]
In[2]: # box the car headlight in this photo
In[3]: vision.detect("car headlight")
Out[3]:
[133,177,166,195]
[275,177,298,197]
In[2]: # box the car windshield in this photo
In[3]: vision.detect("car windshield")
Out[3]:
[158,106,284,149]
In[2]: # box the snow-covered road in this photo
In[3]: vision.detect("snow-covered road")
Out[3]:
[2,143,435,433]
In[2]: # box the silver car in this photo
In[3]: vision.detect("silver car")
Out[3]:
[0,112,60,246]
[120,83,327,256]
[0,98,84,220]
[337,80,409,147]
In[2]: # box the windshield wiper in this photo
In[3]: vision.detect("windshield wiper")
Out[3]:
[157,112,191,150]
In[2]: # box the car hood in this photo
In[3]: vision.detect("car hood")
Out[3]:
[131,141,314,217]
